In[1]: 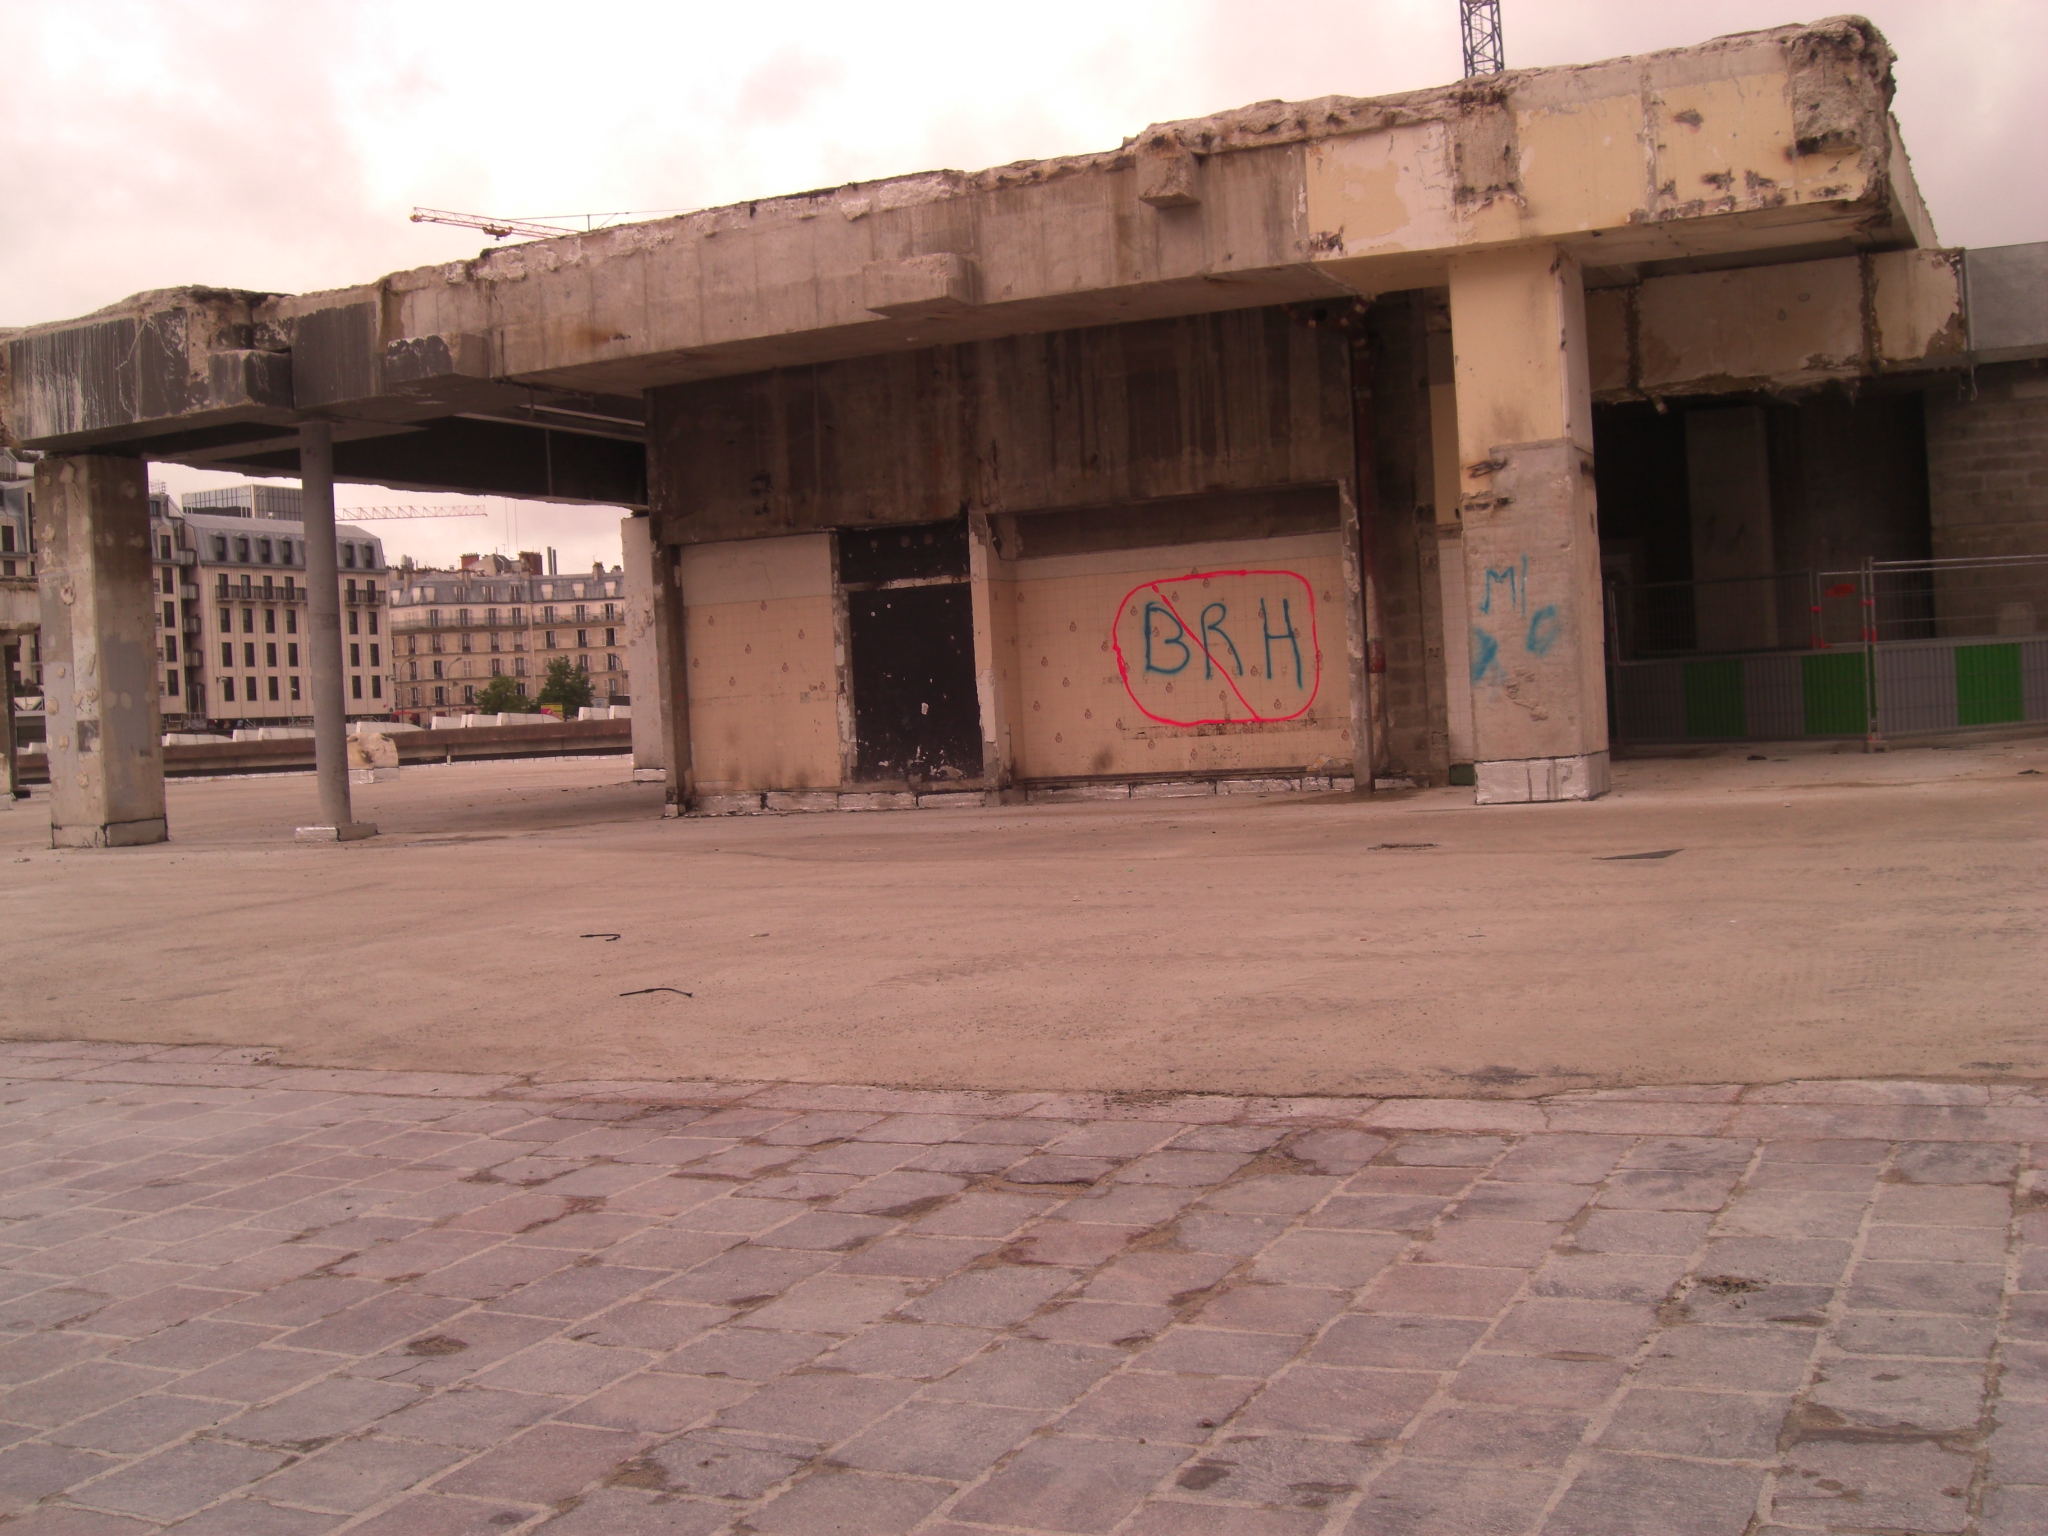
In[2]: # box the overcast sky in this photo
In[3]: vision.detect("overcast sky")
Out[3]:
[5,0,2041,570]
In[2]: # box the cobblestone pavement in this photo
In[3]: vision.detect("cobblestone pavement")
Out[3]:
[0,1043,2040,1535]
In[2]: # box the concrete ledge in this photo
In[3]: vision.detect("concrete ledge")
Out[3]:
[838,791,918,812]
[1473,751,1611,805]
[694,793,766,816]
[50,816,169,849]
[294,822,379,842]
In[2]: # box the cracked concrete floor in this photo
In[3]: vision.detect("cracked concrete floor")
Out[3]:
[0,1042,2037,1535]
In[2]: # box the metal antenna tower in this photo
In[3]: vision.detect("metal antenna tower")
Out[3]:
[1460,0,1505,77]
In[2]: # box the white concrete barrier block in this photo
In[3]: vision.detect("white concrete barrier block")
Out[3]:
[1028,784,1131,803]
[916,790,987,809]
[765,791,839,813]
[1217,777,1298,795]
[838,791,918,811]
[1131,780,1215,799]
[694,793,765,815]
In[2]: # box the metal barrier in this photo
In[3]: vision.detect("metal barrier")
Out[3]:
[1609,555,2048,743]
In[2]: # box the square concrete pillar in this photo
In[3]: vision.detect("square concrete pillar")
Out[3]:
[34,456,168,846]
[620,515,666,781]
[1447,245,1610,805]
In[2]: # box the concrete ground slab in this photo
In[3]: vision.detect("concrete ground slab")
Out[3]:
[2,740,2047,1098]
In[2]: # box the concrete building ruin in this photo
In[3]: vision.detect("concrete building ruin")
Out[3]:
[4,16,2047,843]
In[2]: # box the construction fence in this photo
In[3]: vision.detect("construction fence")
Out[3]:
[1608,555,2048,744]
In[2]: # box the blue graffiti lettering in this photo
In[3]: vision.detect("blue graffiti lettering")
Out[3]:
[1198,603,1243,680]
[1142,601,1190,675]
[1471,625,1500,683]
[1259,598,1303,690]
[1525,604,1562,657]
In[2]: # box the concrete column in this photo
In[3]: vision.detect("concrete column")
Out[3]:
[1447,244,1609,804]
[1,641,19,804]
[1686,406,1778,651]
[34,455,167,846]
[296,424,374,841]
[620,515,666,782]
[966,511,1014,790]
[652,539,695,815]
[1427,325,1478,778]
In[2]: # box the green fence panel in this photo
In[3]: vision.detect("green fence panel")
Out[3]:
[1802,651,1868,736]
[1682,659,1746,738]
[1955,643,2023,726]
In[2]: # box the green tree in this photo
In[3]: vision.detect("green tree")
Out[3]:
[535,655,595,717]
[472,674,531,715]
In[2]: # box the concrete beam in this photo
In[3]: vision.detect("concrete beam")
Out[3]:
[6,19,1924,467]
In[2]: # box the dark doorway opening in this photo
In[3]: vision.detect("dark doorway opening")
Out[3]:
[841,521,981,782]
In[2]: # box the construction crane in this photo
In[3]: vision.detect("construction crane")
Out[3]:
[1460,0,1505,77]
[411,205,697,244]
[337,506,489,522]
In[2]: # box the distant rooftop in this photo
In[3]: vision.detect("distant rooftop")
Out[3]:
[182,485,302,520]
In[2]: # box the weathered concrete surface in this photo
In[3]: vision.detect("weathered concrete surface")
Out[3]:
[3,18,1933,492]
[34,455,167,846]
[0,1046,2036,1535]
[1,743,2044,1097]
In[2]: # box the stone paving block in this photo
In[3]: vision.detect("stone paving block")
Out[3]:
[1981,1482,2048,1536]
[1415,1218,1563,1268]
[1283,1130,1390,1174]
[71,1438,289,1521]
[374,1313,561,1387]
[1176,1212,1296,1256]
[639,1428,812,1498]
[283,1289,472,1356]
[1346,1165,1482,1196]
[1000,1221,1146,1268]
[742,1276,914,1333]
[834,1397,1044,1478]
[568,1298,730,1352]
[380,1385,565,1447]
[835,1236,1003,1277]
[751,1211,895,1254]
[133,1498,343,1535]
[251,1434,463,1513]
[1527,1251,1691,1304]
[432,1422,649,1504]
[924,1338,1122,1408]
[1085,1251,1236,1307]
[1025,1299,1175,1345]
[1308,1194,1452,1233]
[1051,1184,1203,1227]
[1775,1438,1974,1532]
[1357,1264,1523,1318]
[1863,1222,2010,1262]
[0,1442,120,1515]
[901,1265,1077,1327]
[911,1192,1057,1238]
[823,1321,996,1382]
[949,1435,1188,1534]
[1311,1312,1486,1371]
[1115,1150,1255,1186]
[1195,1285,1348,1335]
[1176,1431,1375,1510]
[717,1371,918,1441]
[165,1346,339,1404]
[474,1338,651,1397]
[1043,1124,1183,1158]
[219,1375,422,1448]
[1845,1260,2006,1316]
[1197,1175,1342,1216]
[1251,1230,1406,1287]
[654,1327,834,1381]
[1807,1354,1989,1430]
[1695,1236,1853,1285]
[0,1361,177,1427]
[1062,1369,1260,1442]
[537,1487,727,1534]
[44,1391,232,1454]
[750,1467,952,1535]
[557,1370,750,1434]
[345,1492,547,1535]
[1834,1311,1998,1359]
[1636,1326,1814,1392]
[1404,1403,1587,1468]
[1136,1326,1305,1378]
[1006,1154,1116,1186]
[1999,1340,2048,1400]
[1621,1138,1753,1174]
[1455,1181,1594,1223]
[1488,1299,1656,1360]
[1452,1353,1624,1409]
[651,1247,836,1306]
[1890,1141,2022,1185]
[1987,1400,2048,1483]
[1543,1452,1766,1536]
[1237,1364,1436,1438]
[1599,1386,1790,1459]
[1345,1461,1555,1534]
[1121,1504,1327,1535]
[789,1142,923,1177]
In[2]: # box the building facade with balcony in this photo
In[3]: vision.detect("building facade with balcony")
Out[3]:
[387,557,628,720]
[148,486,390,729]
